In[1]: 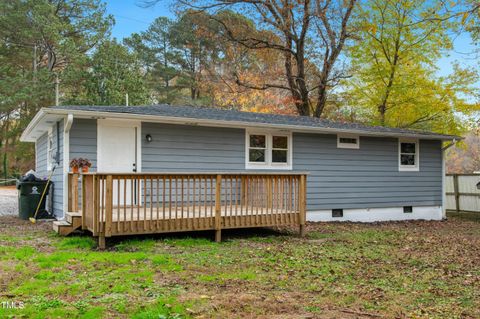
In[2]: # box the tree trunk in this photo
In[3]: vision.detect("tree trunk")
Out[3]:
[295,44,311,116]
[2,115,10,181]
[314,56,333,118]
[315,79,328,118]
[283,41,310,116]
[378,48,400,126]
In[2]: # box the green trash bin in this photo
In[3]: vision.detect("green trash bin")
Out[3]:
[17,181,50,220]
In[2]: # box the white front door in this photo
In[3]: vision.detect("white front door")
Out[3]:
[98,120,141,205]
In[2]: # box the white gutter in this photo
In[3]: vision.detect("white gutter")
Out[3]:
[21,107,460,142]
[62,114,74,217]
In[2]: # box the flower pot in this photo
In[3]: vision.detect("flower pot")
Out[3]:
[72,166,79,174]
[81,166,89,173]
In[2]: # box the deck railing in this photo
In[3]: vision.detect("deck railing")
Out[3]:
[69,172,307,245]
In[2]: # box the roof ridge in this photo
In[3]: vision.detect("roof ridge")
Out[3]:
[50,104,460,140]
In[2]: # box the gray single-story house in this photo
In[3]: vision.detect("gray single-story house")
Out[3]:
[21,104,458,224]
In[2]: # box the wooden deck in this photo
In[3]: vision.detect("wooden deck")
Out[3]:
[66,172,307,248]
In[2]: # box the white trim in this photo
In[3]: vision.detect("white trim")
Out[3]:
[46,127,53,171]
[398,138,420,172]
[63,114,73,215]
[20,108,459,142]
[307,206,443,222]
[441,149,446,219]
[245,129,292,170]
[97,119,142,173]
[337,134,360,149]
[34,139,38,172]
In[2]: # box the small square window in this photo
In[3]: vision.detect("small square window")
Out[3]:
[332,209,343,218]
[399,139,419,171]
[339,137,357,144]
[337,135,359,149]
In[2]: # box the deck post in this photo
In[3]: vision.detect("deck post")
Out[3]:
[105,175,113,237]
[92,175,98,236]
[299,174,306,237]
[81,175,86,230]
[72,173,79,212]
[68,174,72,212]
[98,235,106,250]
[215,174,222,242]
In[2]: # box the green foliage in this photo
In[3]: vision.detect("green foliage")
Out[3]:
[58,237,97,250]
[0,0,113,177]
[123,11,221,105]
[1,214,480,318]
[344,0,479,134]
[131,297,190,319]
[115,238,156,252]
[64,39,149,106]
[1,0,479,177]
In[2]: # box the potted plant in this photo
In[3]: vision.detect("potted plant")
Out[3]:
[69,158,80,173]
[78,158,92,173]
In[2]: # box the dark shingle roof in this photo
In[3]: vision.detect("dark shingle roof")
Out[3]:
[52,104,459,140]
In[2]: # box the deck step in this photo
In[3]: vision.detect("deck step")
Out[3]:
[53,218,81,236]
[65,211,82,225]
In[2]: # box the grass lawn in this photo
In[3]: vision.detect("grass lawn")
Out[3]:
[0,213,479,319]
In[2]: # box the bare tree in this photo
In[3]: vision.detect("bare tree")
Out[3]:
[143,0,357,117]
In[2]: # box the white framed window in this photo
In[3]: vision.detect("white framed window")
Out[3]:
[245,130,292,170]
[337,134,360,149]
[46,128,54,171]
[399,139,419,171]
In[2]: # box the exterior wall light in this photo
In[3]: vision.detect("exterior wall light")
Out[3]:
[146,134,152,142]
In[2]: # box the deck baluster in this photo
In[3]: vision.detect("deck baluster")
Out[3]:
[76,172,306,247]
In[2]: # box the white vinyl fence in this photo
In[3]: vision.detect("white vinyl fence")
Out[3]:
[445,174,480,213]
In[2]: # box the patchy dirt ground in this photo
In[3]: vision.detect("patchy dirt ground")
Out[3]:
[0,186,18,216]
[0,213,479,318]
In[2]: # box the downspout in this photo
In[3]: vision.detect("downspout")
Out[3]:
[62,114,74,218]
[441,138,458,220]
[56,122,60,164]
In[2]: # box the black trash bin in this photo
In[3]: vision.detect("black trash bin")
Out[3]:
[17,180,50,220]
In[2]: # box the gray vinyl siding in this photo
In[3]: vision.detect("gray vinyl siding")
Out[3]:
[69,119,97,170]
[67,120,442,212]
[36,133,48,175]
[142,123,245,172]
[35,120,64,217]
[69,119,97,207]
[141,123,442,210]
[293,134,442,210]
[51,120,64,217]
[141,123,244,204]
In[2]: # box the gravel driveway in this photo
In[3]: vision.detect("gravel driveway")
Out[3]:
[0,187,18,216]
